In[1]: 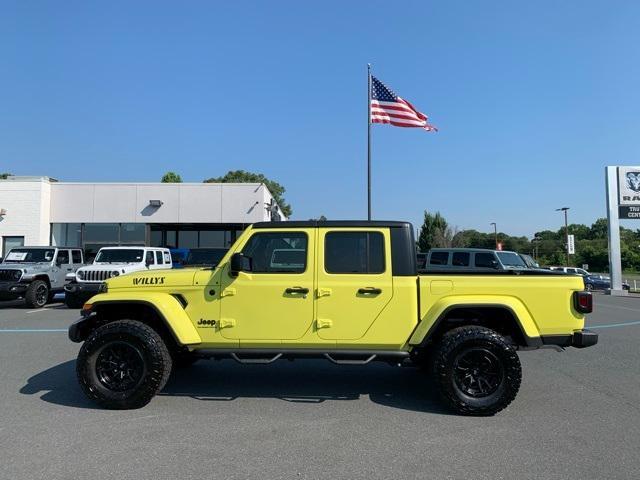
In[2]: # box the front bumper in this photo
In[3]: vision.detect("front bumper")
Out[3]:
[0,281,28,298]
[68,314,97,343]
[541,329,599,349]
[64,282,101,294]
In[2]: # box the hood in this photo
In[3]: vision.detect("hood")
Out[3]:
[0,264,49,273]
[106,268,199,289]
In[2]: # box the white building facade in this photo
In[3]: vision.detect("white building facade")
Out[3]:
[0,176,285,258]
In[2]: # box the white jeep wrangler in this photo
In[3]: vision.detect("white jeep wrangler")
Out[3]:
[64,246,172,308]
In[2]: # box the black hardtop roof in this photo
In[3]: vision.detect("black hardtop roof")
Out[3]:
[253,220,413,229]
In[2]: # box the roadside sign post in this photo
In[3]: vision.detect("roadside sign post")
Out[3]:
[605,166,626,295]
[567,234,575,255]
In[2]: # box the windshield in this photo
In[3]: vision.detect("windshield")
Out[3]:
[94,249,144,263]
[519,254,539,268]
[497,252,527,268]
[185,248,228,266]
[3,248,55,263]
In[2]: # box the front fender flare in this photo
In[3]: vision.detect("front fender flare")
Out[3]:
[409,295,541,346]
[82,292,201,346]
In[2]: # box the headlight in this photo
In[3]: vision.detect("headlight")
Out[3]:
[77,271,84,280]
[13,270,22,280]
[98,282,108,293]
[110,271,120,277]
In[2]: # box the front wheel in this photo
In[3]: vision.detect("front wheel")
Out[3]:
[434,326,521,416]
[25,280,49,308]
[76,320,172,409]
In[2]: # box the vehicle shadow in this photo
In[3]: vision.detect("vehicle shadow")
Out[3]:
[20,359,452,415]
[20,360,100,409]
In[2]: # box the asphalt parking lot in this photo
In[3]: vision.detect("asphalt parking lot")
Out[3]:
[0,295,639,480]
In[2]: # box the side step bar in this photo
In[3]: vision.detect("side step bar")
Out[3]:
[195,349,410,365]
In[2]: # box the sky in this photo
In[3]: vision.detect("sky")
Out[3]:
[2,0,640,237]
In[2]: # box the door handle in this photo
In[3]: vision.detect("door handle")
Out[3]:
[358,287,382,295]
[317,287,332,297]
[285,287,309,295]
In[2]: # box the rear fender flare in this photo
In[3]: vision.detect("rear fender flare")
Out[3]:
[409,295,541,347]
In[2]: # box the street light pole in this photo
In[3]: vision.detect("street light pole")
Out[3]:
[556,207,570,266]
[490,222,498,249]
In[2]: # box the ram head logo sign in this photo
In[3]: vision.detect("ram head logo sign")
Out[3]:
[626,172,640,193]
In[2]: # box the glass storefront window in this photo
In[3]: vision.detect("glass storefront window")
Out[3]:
[51,223,82,247]
[121,224,146,244]
[179,231,198,248]
[166,231,177,248]
[199,231,225,248]
[84,224,119,243]
[150,230,163,247]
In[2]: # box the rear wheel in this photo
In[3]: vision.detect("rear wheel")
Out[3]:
[25,280,49,308]
[76,320,172,409]
[434,326,521,416]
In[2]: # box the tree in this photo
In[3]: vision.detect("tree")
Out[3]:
[204,170,292,217]
[161,172,182,183]
[0,173,11,179]
[417,211,448,252]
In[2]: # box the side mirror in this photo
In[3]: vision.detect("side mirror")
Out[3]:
[230,253,250,276]
[491,260,500,269]
[145,258,153,267]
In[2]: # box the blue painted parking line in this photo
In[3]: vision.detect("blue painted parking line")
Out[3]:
[588,320,640,329]
[0,329,67,333]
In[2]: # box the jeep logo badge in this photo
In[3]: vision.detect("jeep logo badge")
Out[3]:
[197,318,217,328]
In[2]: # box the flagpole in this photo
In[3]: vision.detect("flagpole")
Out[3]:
[367,63,372,221]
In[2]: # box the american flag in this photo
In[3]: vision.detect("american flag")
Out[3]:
[370,76,437,131]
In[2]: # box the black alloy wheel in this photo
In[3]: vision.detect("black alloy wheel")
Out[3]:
[95,341,146,392]
[434,326,521,416]
[452,347,504,398]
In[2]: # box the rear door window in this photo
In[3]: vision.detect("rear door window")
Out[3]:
[429,251,449,265]
[324,231,385,274]
[155,251,163,265]
[72,250,83,264]
[452,252,470,266]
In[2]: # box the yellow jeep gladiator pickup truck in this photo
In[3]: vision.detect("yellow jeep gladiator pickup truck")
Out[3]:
[68,221,596,415]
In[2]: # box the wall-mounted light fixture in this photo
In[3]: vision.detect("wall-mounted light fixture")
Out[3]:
[0,208,6,216]
[149,200,164,207]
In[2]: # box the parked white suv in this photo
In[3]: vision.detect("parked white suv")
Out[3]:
[64,246,172,308]
[549,266,590,276]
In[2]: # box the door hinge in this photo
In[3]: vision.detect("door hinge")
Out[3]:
[317,287,332,297]
[219,318,236,328]
[316,318,332,329]
[221,287,236,297]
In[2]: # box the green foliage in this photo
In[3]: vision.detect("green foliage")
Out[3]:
[417,211,449,251]
[203,170,292,217]
[0,173,11,179]
[161,172,182,183]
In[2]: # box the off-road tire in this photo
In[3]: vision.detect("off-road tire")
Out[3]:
[25,280,49,308]
[76,320,172,409]
[64,292,84,309]
[434,326,521,416]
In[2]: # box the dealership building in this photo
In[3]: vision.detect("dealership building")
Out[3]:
[0,176,286,258]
